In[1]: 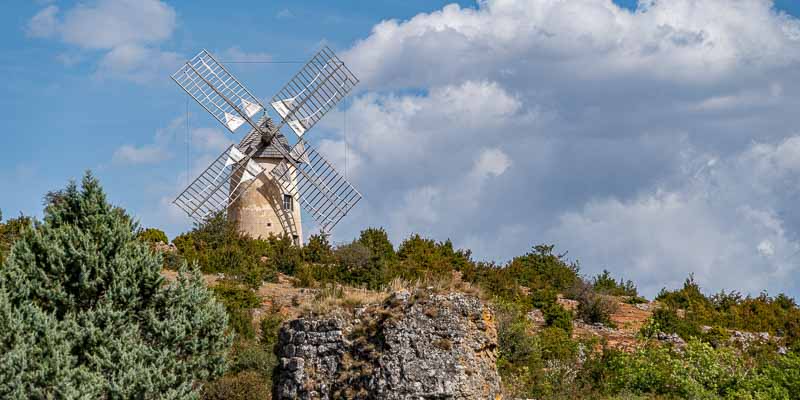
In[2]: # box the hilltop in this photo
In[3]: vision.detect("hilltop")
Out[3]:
[2,178,799,399]
[151,213,800,399]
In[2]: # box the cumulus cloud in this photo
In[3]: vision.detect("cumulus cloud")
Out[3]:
[547,137,800,297]
[345,0,800,89]
[26,5,59,38]
[190,127,234,153]
[95,44,182,83]
[26,0,179,83]
[220,47,273,63]
[276,8,294,19]
[112,115,183,165]
[112,145,170,165]
[112,116,233,166]
[321,0,800,297]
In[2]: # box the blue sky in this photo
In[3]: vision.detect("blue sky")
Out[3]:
[0,0,476,225]
[4,0,800,298]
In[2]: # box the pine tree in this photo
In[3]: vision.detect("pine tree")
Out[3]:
[0,172,232,399]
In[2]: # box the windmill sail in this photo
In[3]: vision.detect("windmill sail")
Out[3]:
[172,50,266,134]
[270,46,358,138]
[271,139,362,232]
[174,145,264,222]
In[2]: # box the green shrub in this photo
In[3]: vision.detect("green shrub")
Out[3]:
[172,213,280,288]
[702,325,730,348]
[496,301,542,394]
[0,211,31,264]
[293,263,317,288]
[570,281,618,327]
[539,327,578,362]
[227,339,276,377]
[260,313,284,350]
[227,309,256,340]
[608,339,749,398]
[304,233,334,263]
[357,227,396,263]
[648,307,702,340]
[137,227,168,244]
[212,281,262,310]
[531,287,558,309]
[396,234,473,281]
[504,244,580,292]
[265,234,303,275]
[592,269,639,297]
[212,282,261,340]
[0,172,231,398]
[543,303,574,335]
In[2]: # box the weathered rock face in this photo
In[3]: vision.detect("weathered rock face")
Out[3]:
[273,290,502,400]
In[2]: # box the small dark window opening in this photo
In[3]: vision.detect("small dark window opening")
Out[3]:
[282,194,293,211]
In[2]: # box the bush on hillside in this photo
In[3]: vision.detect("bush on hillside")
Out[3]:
[569,280,618,327]
[396,234,473,281]
[0,172,231,398]
[543,303,574,335]
[592,269,639,297]
[304,233,334,264]
[212,281,262,340]
[504,244,580,292]
[136,227,168,244]
[357,227,396,263]
[172,212,291,288]
[656,275,800,346]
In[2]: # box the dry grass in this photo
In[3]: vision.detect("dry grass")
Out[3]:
[383,273,484,299]
[301,283,387,316]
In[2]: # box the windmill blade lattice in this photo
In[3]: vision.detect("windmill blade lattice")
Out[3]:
[174,145,264,222]
[271,46,358,138]
[172,50,265,133]
[171,46,361,233]
[271,139,362,232]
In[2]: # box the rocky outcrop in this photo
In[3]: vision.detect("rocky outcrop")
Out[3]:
[273,290,502,400]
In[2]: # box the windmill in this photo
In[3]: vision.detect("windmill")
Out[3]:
[170,47,361,244]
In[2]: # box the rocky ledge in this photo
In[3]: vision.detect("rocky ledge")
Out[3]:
[272,290,502,400]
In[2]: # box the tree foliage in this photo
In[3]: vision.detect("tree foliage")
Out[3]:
[655,275,800,346]
[0,211,32,265]
[0,172,231,399]
[137,227,169,244]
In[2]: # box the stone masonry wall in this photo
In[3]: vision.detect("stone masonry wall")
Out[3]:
[273,291,502,400]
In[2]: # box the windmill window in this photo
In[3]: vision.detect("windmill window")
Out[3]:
[283,194,293,211]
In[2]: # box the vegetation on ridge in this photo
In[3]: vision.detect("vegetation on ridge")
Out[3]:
[2,173,800,399]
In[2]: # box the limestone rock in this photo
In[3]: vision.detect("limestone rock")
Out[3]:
[273,290,502,400]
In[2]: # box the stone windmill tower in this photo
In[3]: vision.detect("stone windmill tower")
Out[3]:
[171,47,361,245]
[228,117,303,244]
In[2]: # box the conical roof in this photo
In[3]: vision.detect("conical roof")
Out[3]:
[238,116,294,159]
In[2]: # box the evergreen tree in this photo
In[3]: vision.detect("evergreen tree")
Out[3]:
[0,172,231,399]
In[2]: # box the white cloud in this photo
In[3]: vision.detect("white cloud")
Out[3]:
[56,0,175,50]
[190,127,234,153]
[95,44,181,83]
[112,144,170,165]
[220,47,273,63]
[547,137,800,297]
[345,0,800,89]
[325,0,800,298]
[112,115,183,165]
[27,5,58,38]
[472,148,511,179]
[276,8,293,19]
[55,52,84,67]
[26,0,179,83]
